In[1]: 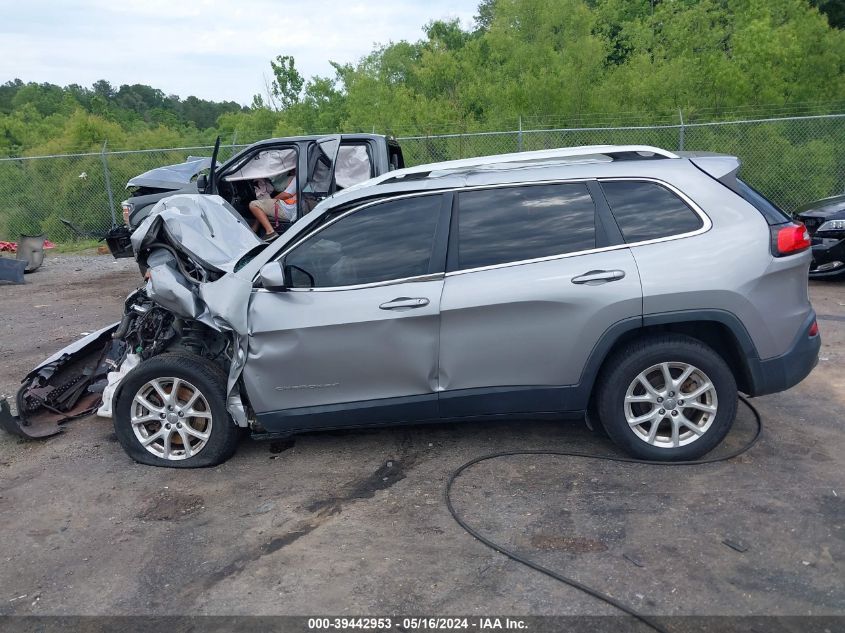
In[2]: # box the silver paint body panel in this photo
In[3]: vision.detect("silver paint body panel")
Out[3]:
[126,148,815,425]
[438,249,642,390]
[244,277,443,412]
[622,166,813,359]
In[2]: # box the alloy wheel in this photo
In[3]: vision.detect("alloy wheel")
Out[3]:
[623,362,718,448]
[130,377,213,460]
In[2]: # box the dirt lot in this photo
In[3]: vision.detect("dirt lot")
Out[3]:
[0,253,843,618]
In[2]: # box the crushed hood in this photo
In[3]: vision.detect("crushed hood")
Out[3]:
[132,194,263,275]
[127,156,216,190]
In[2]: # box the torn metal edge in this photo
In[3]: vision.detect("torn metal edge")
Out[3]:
[0,396,30,439]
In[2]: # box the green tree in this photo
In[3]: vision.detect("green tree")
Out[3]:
[270,55,305,109]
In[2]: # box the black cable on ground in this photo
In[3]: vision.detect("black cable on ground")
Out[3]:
[445,395,763,633]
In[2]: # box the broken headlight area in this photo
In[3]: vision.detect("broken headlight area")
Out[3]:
[115,289,178,359]
[117,289,231,363]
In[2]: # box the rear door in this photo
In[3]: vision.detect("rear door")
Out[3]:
[300,138,377,214]
[438,181,643,416]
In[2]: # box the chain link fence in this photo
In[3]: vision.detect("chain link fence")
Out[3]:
[1,114,843,243]
[0,143,248,243]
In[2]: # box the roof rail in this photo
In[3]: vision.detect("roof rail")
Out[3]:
[408,144,677,174]
[343,145,678,194]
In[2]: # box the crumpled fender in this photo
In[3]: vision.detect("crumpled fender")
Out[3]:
[146,264,202,319]
[189,271,254,426]
[133,195,261,427]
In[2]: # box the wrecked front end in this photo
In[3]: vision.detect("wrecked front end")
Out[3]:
[2,194,262,439]
[0,325,124,439]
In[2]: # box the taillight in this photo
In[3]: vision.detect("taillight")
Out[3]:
[808,320,819,337]
[771,222,811,257]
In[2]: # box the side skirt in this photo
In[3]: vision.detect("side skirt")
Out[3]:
[254,387,585,436]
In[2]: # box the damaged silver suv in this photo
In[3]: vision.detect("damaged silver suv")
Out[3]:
[1,145,820,467]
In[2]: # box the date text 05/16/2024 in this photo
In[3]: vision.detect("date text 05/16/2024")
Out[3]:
[307,617,529,630]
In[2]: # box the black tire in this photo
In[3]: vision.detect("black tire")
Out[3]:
[595,334,738,461]
[113,353,241,468]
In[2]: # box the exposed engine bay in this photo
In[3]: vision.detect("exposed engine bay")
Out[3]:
[1,194,262,439]
[115,290,229,362]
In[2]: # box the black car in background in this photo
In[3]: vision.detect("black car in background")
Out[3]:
[796,193,845,279]
[106,134,404,258]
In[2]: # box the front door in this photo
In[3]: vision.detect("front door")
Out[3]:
[242,192,451,432]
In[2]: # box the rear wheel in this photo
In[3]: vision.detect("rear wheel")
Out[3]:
[596,335,738,461]
[113,353,240,468]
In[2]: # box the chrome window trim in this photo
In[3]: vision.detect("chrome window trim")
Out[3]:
[255,272,444,293]
[258,176,710,287]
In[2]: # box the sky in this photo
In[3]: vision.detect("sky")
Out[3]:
[0,0,479,105]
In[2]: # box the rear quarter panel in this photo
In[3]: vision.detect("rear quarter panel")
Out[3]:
[631,167,812,360]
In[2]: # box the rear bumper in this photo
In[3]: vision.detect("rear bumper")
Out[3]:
[747,312,820,397]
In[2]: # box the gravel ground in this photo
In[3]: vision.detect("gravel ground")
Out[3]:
[0,252,843,619]
[0,253,138,395]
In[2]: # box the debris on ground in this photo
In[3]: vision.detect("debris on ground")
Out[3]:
[0,240,56,253]
[722,539,750,553]
[0,326,124,439]
[623,553,645,567]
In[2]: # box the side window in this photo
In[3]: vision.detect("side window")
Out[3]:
[601,181,703,243]
[335,145,373,189]
[457,183,596,270]
[284,195,442,288]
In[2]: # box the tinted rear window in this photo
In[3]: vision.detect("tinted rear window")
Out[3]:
[736,179,792,225]
[601,181,703,243]
[457,183,596,270]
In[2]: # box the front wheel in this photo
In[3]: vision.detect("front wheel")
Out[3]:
[595,335,738,461]
[113,353,241,468]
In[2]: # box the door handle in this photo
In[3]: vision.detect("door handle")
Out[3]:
[379,297,430,310]
[571,270,626,285]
